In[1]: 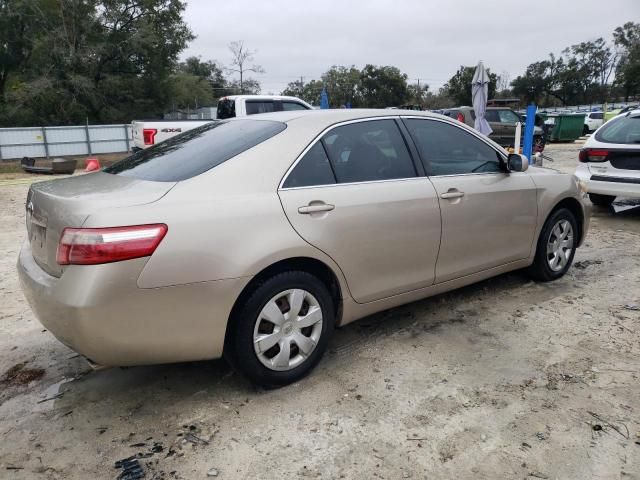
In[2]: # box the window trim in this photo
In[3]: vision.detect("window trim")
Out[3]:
[279,116,421,190]
[400,116,509,178]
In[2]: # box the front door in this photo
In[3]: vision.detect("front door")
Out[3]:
[278,119,441,303]
[403,117,538,283]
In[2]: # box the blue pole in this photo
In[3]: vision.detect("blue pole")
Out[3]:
[522,104,537,164]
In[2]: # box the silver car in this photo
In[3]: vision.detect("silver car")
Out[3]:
[18,110,590,387]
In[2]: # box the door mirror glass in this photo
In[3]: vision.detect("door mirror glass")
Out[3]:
[507,153,529,172]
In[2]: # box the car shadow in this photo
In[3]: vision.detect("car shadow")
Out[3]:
[51,267,568,408]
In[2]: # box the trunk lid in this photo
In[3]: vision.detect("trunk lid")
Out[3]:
[26,172,175,277]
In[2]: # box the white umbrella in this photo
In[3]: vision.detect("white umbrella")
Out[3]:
[472,61,493,136]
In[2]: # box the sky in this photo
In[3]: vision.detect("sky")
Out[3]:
[181,0,640,94]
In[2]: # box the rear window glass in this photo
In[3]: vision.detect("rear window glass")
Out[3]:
[595,114,640,144]
[105,120,286,182]
[216,99,235,119]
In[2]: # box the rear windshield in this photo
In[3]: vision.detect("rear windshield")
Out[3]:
[105,119,286,181]
[216,99,235,119]
[595,114,640,144]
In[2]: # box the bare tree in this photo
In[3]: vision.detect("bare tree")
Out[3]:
[227,40,264,93]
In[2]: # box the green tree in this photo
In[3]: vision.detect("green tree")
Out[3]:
[167,72,214,110]
[281,79,323,105]
[359,64,409,107]
[178,56,228,99]
[321,65,361,107]
[227,78,261,95]
[407,82,429,106]
[443,66,498,106]
[613,22,640,101]
[0,0,193,126]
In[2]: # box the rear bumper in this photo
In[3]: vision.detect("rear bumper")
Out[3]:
[574,165,640,198]
[17,241,250,366]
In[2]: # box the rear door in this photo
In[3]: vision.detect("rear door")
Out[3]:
[403,117,537,283]
[278,118,441,303]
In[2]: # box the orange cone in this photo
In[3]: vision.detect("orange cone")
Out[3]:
[85,158,100,172]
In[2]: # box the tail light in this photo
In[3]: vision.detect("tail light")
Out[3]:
[57,224,167,265]
[456,112,465,123]
[143,128,157,146]
[579,149,609,163]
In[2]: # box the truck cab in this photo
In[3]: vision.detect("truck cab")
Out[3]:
[217,95,313,119]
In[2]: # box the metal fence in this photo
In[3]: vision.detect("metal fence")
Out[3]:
[0,124,132,161]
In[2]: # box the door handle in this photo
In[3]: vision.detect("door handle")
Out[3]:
[298,203,335,214]
[440,190,465,199]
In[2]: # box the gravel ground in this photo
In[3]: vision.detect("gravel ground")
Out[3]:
[1,140,639,479]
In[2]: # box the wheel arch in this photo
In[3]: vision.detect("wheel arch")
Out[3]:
[224,257,344,354]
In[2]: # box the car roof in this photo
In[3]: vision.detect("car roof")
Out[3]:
[250,108,444,125]
[221,95,309,102]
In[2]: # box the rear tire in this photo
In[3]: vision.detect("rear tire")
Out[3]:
[225,271,334,388]
[583,125,589,136]
[527,208,578,282]
[588,193,615,206]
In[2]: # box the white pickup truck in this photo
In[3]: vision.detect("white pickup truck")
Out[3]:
[131,95,312,150]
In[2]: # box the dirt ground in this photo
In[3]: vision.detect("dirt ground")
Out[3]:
[1,140,639,480]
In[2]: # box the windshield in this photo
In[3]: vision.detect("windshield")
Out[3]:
[595,114,640,144]
[105,119,286,181]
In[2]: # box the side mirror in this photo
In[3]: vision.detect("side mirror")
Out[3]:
[507,153,529,172]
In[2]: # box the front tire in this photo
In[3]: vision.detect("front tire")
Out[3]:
[589,193,615,206]
[225,271,334,388]
[527,208,578,282]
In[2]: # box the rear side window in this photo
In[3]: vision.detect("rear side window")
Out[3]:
[246,101,275,115]
[590,112,603,120]
[595,114,640,144]
[283,142,335,188]
[216,99,235,119]
[282,101,310,111]
[322,119,416,183]
[105,120,286,182]
[404,119,503,175]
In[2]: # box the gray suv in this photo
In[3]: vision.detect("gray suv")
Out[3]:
[443,107,546,151]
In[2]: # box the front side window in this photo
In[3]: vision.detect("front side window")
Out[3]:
[595,114,640,144]
[282,101,310,111]
[246,101,275,115]
[283,142,335,188]
[404,119,503,176]
[321,120,416,183]
[497,110,520,123]
[105,120,286,182]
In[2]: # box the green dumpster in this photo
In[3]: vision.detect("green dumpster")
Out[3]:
[549,113,585,142]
